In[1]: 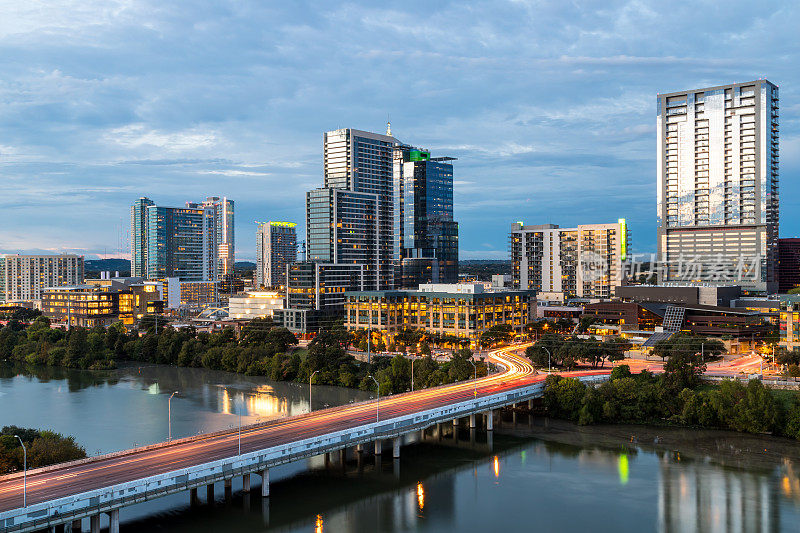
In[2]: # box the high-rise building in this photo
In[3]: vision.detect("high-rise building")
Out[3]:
[393,147,459,287]
[656,80,779,292]
[778,238,800,293]
[256,221,297,288]
[131,197,229,282]
[323,128,397,289]
[510,221,628,299]
[0,254,84,302]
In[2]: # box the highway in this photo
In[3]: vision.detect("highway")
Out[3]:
[0,345,609,514]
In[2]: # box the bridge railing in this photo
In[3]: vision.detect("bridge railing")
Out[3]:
[0,373,608,532]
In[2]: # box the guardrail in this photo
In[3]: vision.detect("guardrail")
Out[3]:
[0,373,607,532]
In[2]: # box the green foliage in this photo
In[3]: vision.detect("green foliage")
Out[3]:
[0,426,86,473]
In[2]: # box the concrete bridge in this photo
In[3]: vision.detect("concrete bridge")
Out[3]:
[0,346,609,532]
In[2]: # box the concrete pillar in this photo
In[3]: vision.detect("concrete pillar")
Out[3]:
[469,413,476,428]
[392,438,401,458]
[324,452,331,467]
[512,410,517,426]
[243,473,251,493]
[109,509,120,533]
[90,515,100,533]
[356,443,363,454]
[64,522,73,533]
[528,398,534,410]
[190,487,199,506]
[261,496,270,527]
[453,417,459,426]
[374,439,382,455]
[393,457,401,478]
[224,478,233,499]
[486,410,494,431]
[70,520,82,532]
[487,430,494,451]
[261,468,270,497]
[207,483,214,504]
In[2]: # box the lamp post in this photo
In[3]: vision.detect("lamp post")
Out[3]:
[468,359,477,398]
[367,374,379,422]
[309,370,320,413]
[411,357,414,392]
[237,396,243,456]
[168,391,179,442]
[13,435,26,508]
[543,347,551,372]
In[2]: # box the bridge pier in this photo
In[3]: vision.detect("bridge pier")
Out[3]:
[109,509,120,533]
[207,483,214,504]
[89,514,100,533]
[243,473,251,493]
[528,399,534,410]
[374,439,382,455]
[356,443,363,454]
[261,468,270,497]
[190,487,199,506]
[452,417,459,426]
[224,478,233,500]
[486,410,494,431]
[469,413,476,428]
[68,519,82,532]
[392,438,401,458]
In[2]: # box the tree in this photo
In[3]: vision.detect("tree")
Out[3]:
[479,324,514,348]
[662,351,707,392]
[526,334,562,368]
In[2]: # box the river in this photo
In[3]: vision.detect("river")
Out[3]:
[2,362,799,532]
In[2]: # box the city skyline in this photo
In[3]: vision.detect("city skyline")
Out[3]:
[1,2,799,261]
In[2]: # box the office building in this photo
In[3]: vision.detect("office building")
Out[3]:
[163,277,219,310]
[256,221,297,288]
[656,80,779,292]
[323,128,397,289]
[42,285,121,328]
[344,284,534,348]
[778,238,800,293]
[228,291,284,320]
[510,221,628,299]
[394,148,459,287]
[0,254,84,302]
[131,196,234,282]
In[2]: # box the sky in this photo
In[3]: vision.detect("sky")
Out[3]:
[1,0,799,261]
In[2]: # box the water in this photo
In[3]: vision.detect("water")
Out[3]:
[2,362,800,532]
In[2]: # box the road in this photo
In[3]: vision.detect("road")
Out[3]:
[0,345,608,513]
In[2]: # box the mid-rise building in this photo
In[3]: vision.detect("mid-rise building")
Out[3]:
[394,148,459,287]
[656,80,779,292]
[163,278,219,310]
[228,291,284,320]
[131,196,234,282]
[256,221,297,288]
[42,285,121,328]
[344,283,534,348]
[778,238,800,293]
[0,254,84,302]
[510,221,628,299]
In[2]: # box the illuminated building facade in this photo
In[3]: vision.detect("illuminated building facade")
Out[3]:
[0,254,84,302]
[228,291,284,320]
[42,285,121,328]
[656,80,779,292]
[344,284,534,346]
[510,221,628,299]
[256,221,297,288]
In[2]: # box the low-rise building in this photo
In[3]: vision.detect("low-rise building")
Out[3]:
[42,285,121,328]
[344,283,534,347]
[779,295,800,351]
[228,291,284,320]
[615,284,741,307]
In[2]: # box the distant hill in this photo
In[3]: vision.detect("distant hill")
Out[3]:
[235,261,256,271]
[85,259,131,275]
[459,260,511,279]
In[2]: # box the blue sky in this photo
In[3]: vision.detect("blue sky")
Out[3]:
[1,1,799,260]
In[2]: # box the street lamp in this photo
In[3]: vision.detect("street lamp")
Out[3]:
[468,359,477,398]
[309,370,320,412]
[543,347,551,372]
[13,435,26,508]
[411,357,414,392]
[367,374,379,422]
[168,391,179,442]
[236,396,243,456]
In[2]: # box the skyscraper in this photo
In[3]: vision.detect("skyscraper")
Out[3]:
[323,128,397,289]
[394,147,459,287]
[256,221,297,288]
[131,197,232,282]
[657,80,779,292]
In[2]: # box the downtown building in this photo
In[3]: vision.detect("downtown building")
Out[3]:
[256,221,297,288]
[656,80,779,293]
[510,221,629,300]
[393,147,459,288]
[131,196,234,282]
[0,254,84,302]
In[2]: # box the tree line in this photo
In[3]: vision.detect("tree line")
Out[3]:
[0,426,86,474]
[0,317,487,396]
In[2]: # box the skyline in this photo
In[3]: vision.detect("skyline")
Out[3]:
[1,2,799,260]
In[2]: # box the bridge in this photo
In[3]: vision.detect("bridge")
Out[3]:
[0,345,609,532]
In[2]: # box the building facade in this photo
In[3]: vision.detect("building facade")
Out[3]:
[0,254,84,302]
[656,80,779,292]
[131,196,233,282]
[228,291,284,320]
[256,221,297,288]
[394,148,459,287]
[42,285,121,328]
[344,284,534,347]
[510,221,628,299]
[779,295,800,351]
[778,238,800,293]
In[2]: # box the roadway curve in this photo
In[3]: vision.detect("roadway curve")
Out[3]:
[0,345,609,513]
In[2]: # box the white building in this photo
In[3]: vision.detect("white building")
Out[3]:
[228,291,284,320]
[656,80,779,292]
[510,221,628,299]
[0,254,84,302]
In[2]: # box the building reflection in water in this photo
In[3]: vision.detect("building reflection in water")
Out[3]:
[212,384,302,421]
[658,454,781,533]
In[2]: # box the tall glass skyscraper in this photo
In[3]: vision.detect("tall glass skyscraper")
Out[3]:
[131,196,233,282]
[657,80,779,292]
[256,221,297,288]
